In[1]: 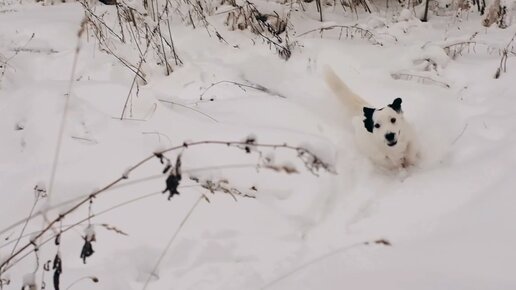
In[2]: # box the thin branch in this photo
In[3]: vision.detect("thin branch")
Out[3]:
[452,123,468,145]
[260,239,391,289]
[94,40,147,82]
[120,0,176,119]
[494,32,516,79]
[71,136,98,144]
[391,72,451,88]
[1,186,193,251]
[0,140,333,273]
[297,24,382,46]
[158,99,218,122]
[441,33,516,59]
[142,195,204,290]
[9,194,40,257]
[0,185,202,273]
[0,164,258,240]
[3,33,35,63]
[79,1,124,42]
[199,80,286,100]
[48,18,87,200]
[142,131,173,145]
[166,18,182,66]
[182,0,229,43]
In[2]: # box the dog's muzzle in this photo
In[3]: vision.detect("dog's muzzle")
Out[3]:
[385,132,397,147]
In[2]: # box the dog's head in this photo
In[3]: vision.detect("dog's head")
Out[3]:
[363,98,405,148]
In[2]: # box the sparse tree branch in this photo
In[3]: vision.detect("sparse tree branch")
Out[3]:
[297,24,383,46]
[0,139,333,274]
[79,1,125,42]
[141,195,204,290]
[260,239,392,289]
[0,164,265,241]
[199,80,286,101]
[158,99,218,122]
[391,72,450,88]
[494,32,516,79]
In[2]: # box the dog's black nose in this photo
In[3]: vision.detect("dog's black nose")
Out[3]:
[385,132,395,141]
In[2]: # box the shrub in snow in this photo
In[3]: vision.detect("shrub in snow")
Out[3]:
[223,2,293,59]
[391,45,451,87]
[224,3,287,35]
[483,0,502,26]
[417,0,479,17]
[497,1,513,28]
[482,0,514,28]
[0,137,333,287]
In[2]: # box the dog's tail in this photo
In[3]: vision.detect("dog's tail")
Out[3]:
[324,66,369,116]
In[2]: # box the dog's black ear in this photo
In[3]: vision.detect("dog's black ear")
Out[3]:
[363,107,375,133]
[389,98,402,113]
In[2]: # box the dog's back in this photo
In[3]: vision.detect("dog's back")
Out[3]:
[324,67,370,117]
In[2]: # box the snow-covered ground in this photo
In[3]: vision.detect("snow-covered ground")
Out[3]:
[1,1,515,289]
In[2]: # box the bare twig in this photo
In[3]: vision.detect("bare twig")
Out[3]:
[158,99,218,122]
[391,72,451,88]
[224,1,291,59]
[452,123,468,145]
[316,0,323,21]
[0,140,333,274]
[0,162,274,244]
[71,136,98,144]
[442,32,479,59]
[194,178,257,201]
[166,18,182,66]
[79,1,124,42]
[48,18,87,200]
[1,187,194,251]
[441,33,516,60]
[142,195,204,290]
[0,186,200,274]
[120,0,179,119]
[182,0,228,42]
[9,191,41,257]
[260,239,391,289]
[297,24,383,46]
[0,33,34,84]
[199,80,286,100]
[494,32,516,79]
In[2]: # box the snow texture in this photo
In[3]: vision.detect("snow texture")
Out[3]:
[0,1,516,290]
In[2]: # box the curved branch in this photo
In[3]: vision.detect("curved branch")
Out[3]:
[0,140,333,273]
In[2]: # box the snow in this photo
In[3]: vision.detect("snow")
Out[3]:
[1,1,516,290]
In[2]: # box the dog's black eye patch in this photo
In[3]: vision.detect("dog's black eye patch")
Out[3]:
[363,107,375,133]
[391,118,396,124]
[375,123,381,128]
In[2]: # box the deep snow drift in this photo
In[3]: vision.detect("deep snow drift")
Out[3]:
[0,1,515,290]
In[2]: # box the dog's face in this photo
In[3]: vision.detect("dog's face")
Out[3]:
[363,98,404,148]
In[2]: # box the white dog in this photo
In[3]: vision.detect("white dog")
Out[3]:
[325,68,419,169]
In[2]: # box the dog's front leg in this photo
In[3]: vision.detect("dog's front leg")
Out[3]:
[403,142,420,168]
